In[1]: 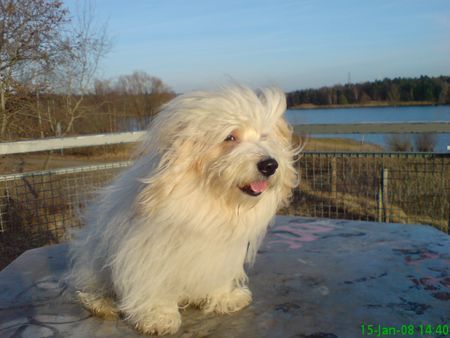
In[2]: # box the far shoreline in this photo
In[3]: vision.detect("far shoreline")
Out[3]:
[288,101,448,110]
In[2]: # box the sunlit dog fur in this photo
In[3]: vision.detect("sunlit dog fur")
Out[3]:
[68,85,298,335]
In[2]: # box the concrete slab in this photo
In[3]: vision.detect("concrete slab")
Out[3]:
[0,216,449,338]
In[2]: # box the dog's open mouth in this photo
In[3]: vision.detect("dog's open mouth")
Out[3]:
[239,180,268,196]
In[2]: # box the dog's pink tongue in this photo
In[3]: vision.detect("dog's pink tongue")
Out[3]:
[250,180,268,193]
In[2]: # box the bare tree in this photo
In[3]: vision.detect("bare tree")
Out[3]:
[385,135,413,152]
[0,0,69,138]
[46,0,111,135]
[91,73,174,132]
[414,133,437,152]
[115,71,174,118]
[116,71,172,96]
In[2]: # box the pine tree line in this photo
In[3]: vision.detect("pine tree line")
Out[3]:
[287,76,450,107]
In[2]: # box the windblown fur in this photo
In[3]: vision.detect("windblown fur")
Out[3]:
[68,85,298,335]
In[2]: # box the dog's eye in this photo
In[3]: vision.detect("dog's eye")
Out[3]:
[224,134,237,142]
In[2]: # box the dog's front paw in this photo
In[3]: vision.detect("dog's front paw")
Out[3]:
[203,286,252,314]
[128,307,181,336]
[76,291,118,319]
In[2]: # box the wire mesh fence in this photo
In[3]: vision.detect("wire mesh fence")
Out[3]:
[284,152,449,233]
[0,152,449,268]
[0,162,131,268]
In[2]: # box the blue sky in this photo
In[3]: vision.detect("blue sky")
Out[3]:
[64,0,450,93]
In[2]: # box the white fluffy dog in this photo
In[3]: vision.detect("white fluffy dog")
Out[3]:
[68,85,298,335]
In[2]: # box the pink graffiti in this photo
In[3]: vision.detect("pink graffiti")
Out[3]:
[269,221,334,250]
[404,252,440,266]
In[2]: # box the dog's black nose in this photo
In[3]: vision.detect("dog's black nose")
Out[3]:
[257,158,278,177]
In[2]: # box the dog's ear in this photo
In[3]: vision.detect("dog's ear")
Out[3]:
[257,87,287,120]
[274,116,293,147]
[275,114,305,161]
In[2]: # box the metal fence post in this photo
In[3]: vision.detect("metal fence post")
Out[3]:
[331,158,337,195]
[378,167,389,223]
[383,168,389,223]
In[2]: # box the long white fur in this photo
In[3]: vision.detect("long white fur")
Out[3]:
[68,85,298,335]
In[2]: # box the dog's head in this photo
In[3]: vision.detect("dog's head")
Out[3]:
[140,85,299,210]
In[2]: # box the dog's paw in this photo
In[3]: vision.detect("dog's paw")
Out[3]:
[128,308,182,336]
[76,291,118,319]
[203,286,252,314]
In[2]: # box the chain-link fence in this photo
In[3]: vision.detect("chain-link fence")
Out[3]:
[1,152,449,269]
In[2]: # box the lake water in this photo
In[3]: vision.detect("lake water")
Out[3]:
[285,105,450,152]
[122,105,450,152]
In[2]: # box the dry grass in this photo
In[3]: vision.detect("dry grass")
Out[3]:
[303,136,383,152]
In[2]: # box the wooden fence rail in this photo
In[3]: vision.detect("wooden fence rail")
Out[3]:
[1,122,449,155]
